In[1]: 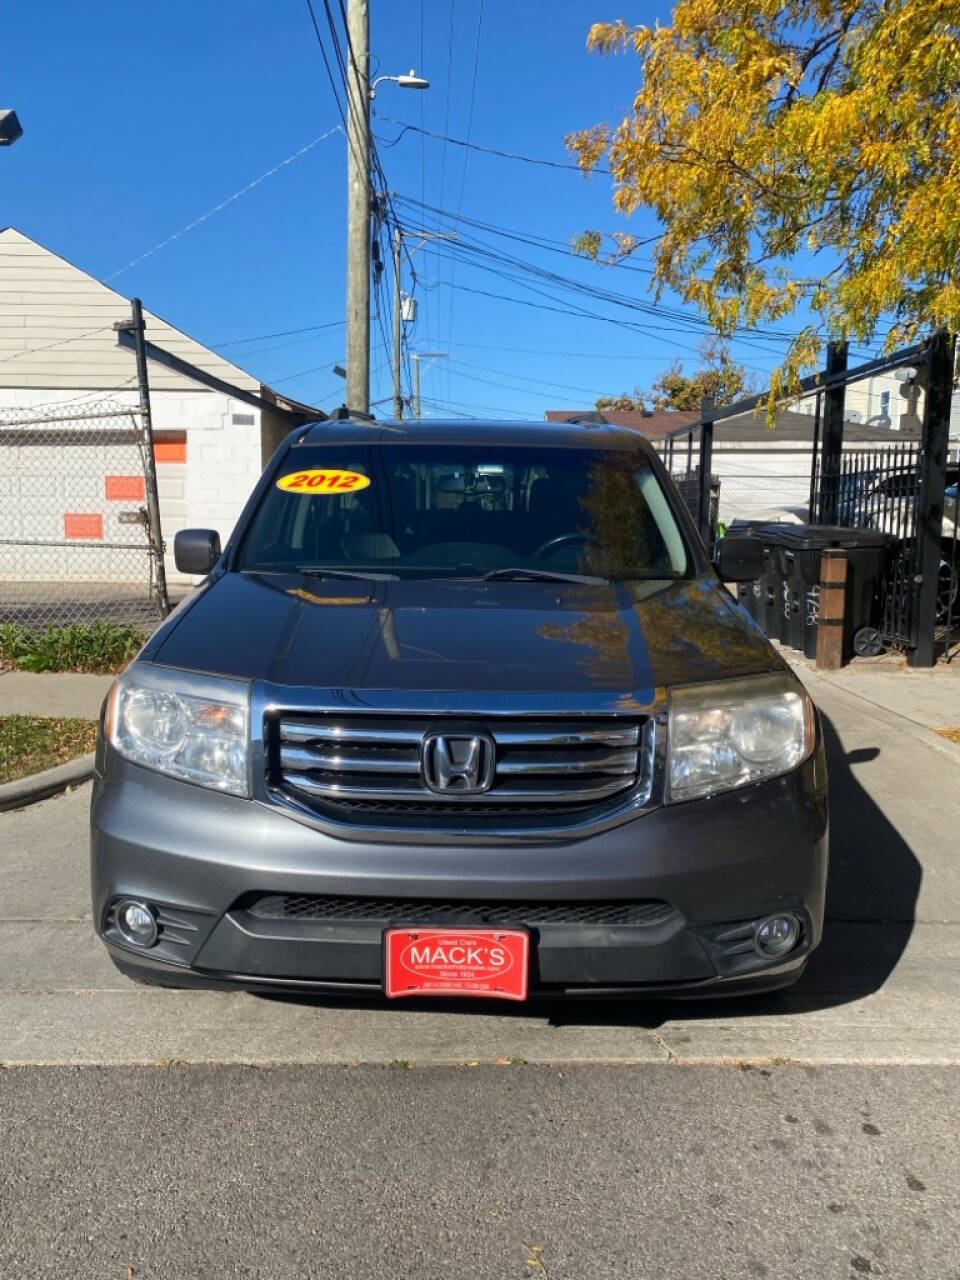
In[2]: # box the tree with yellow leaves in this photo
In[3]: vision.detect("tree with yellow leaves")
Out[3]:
[597,338,754,412]
[569,1,960,399]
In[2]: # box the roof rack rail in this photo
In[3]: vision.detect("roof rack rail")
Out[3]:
[328,405,377,422]
[562,411,609,426]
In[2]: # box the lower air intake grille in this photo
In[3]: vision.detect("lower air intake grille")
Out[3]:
[244,894,678,929]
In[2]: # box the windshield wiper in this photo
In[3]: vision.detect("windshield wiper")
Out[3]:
[246,566,398,581]
[480,567,606,584]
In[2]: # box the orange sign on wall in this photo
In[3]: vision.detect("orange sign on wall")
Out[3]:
[64,513,104,540]
[105,475,146,501]
[153,431,187,463]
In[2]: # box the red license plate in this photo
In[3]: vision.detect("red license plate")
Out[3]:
[384,927,529,1001]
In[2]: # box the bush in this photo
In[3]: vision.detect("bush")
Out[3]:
[0,622,146,673]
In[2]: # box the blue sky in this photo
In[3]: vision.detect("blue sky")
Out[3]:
[3,0,828,419]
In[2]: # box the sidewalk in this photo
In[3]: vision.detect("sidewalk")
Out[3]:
[0,671,113,719]
[780,644,960,743]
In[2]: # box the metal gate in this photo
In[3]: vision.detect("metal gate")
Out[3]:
[0,397,167,628]
[663,331,957,665]
[811,442,923,647]
[810,443,959,655]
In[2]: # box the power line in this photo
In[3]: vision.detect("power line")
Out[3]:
[436,0,458,412]
[412,219,807,352]
[417,393,532,420]
[224,331,347,365]
[0,376,140,411]
[421,247,761,354]
[428,276,761,358]
[270,364,339,384]
[213,320,345,348]
[447,0,484,364]
[304,0,366,175]
[374,111,609,175]
[393,191,657,272]
[0,324,117,365]
[437,1,457,219]
[106,125,342,281]
[411,338,730,361]
[446,355,626,399]
[442,360,615,408]
[417,0,429,362]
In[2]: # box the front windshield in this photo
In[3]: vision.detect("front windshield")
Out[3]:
[236,443,691,581]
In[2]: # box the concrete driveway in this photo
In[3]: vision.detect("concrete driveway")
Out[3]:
[3,668,959,1280]
[1,668,958,1068]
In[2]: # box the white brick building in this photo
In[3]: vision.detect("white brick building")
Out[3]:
[0,228,320,588]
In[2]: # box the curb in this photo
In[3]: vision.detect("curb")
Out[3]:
[0,752,95,812]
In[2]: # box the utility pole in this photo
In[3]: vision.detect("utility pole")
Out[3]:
[392,230,457,421]
[345,0,370,414]
[392,226,403,419]
[410,352,448,419]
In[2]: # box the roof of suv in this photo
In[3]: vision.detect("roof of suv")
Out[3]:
[297,417,655,451]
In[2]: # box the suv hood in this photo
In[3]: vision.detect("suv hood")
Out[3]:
[152,571,780,700]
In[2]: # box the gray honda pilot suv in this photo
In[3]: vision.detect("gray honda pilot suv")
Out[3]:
[91,417,827,1000]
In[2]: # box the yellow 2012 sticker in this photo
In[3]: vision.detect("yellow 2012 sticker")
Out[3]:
[276,468,371,494]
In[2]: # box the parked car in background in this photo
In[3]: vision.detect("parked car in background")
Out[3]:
[847,466,959,623]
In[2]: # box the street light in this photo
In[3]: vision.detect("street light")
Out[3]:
[344,0,430,417]
[0,110,23,146]
[371,69,429,99]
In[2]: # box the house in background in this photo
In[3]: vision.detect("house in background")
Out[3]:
[0,228,321,587]
[545,401,954,526]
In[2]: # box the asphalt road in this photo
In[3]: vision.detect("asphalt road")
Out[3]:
[1,1063,957,1279]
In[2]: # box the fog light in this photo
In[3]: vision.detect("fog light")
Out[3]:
[116,899,158,948]
[754,913,800,959]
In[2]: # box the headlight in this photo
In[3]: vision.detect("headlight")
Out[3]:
[106,665,250,797]
[667,675,814,803]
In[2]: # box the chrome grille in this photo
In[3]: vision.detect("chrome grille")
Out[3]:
[270,715,651,819]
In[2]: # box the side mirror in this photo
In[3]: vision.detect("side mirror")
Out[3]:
[174,528,221,576]
[717,535,764,582]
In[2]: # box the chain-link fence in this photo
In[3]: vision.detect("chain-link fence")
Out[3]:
[0,398,166,629]
[713,472,813,526]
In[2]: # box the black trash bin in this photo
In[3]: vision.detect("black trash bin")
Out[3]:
[765,525,893,658]
[726,523,782,640]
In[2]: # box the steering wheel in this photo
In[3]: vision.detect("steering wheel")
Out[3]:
[532,532,589,561]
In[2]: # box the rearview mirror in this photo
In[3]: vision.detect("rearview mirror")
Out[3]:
[174,528,221,576]
[717,535,764,582]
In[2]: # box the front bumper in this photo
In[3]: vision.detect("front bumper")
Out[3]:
[91,742,828,999]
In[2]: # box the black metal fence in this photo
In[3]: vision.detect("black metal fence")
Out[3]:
[664,332,958,666]
[810,443,921,647]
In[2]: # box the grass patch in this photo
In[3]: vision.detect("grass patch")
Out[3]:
[0,622,145,673]
[0,715,98,783]
[935,726,960,746]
